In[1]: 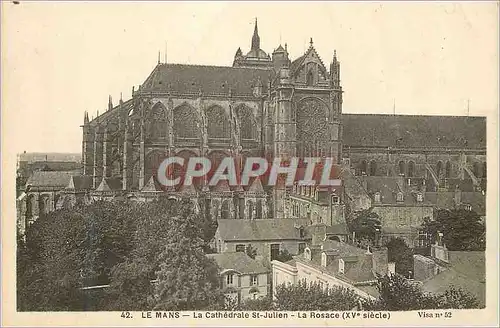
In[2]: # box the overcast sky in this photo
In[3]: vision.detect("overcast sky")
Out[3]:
[2,1,498,153]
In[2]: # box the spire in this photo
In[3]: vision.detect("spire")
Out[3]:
[158,50,160,64]
[108,95,113,111]
[309,37,314,47]
[84,111,89,124]
[251,17,260,51]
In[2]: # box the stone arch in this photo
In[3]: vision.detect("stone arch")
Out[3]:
[205,105,230,140]
[173,103,200,141]
[398,160,406,176]
[235,105,257,141]
[306,70,314,86]
[39,194,51,216]
[145,149,166,184]
[173,149,198,182]
[369,160,377,176]
[147,102,168,140]
[407,161,415,178]
[25,194,35,222]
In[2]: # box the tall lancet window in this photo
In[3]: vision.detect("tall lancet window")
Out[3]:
[306,70,314,86]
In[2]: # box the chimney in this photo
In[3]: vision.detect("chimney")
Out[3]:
[311,224,327,246]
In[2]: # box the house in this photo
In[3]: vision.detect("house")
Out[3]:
[207,252,269,305]
[413,240,486,307]
[272,239,395,301]
[214,218,312,266]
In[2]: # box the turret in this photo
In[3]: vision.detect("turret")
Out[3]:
[330,50,341,88]
[108,95,113,111]
[272,43,290,70]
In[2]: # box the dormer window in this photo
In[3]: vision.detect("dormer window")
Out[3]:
[304,248,312,261]
[396,192,404,202]
[226,273,234,285]
[321,253,327,267]
[464,204,472,211]
[338,259,345,274]
[417,192,423,202]
[374,192,381,203]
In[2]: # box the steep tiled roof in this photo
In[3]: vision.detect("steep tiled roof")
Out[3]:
[66,175,93,191]
[26,171,74,188]
[295,240,377,284]
[142,176,163,192]
[207,252,268,275]
[96,178,122,192]
[140,64,273,96]
[422,251,485,307]
[217,218,310,241]
[342,114,486,149]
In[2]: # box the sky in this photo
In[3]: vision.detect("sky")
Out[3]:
[2,1,498,153]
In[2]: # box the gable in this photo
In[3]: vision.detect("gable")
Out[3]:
[291,47,329,86]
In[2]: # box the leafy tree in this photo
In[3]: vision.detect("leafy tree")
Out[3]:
[274,249,293,263]
[274,280,360,311]
[364,273,480,311]
[153,208,223,311]
[421,209,485,251]
[384,237,414,277]
[245,244,257,259]
[238,296,274,311]
[349,208,382,244]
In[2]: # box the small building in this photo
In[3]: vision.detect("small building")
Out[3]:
[413,241,486,307]
[207,252,269,305]
[272,239,395,301]
[214,218,311,266]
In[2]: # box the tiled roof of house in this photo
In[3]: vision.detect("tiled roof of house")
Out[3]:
[217,218,311,241]
[26,171,75,188]
[295,240,377,285]
[326,223,349,235]
[422,251,485,307]
[207,252,269,275]
[342,114,486,149]
[140,63,273,96]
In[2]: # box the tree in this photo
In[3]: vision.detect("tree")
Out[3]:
[349,209,382,245]
[153,209,223,311]
[421,209,485,251]
[274,249,293,263]
[274,280,360,311]
[364,273,480,311]
[384,237,414,277]
[245,244,257,259]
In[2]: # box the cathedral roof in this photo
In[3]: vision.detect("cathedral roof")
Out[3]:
[26,171,75,189]
[342,114,486,149]
[140,64,272,96]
